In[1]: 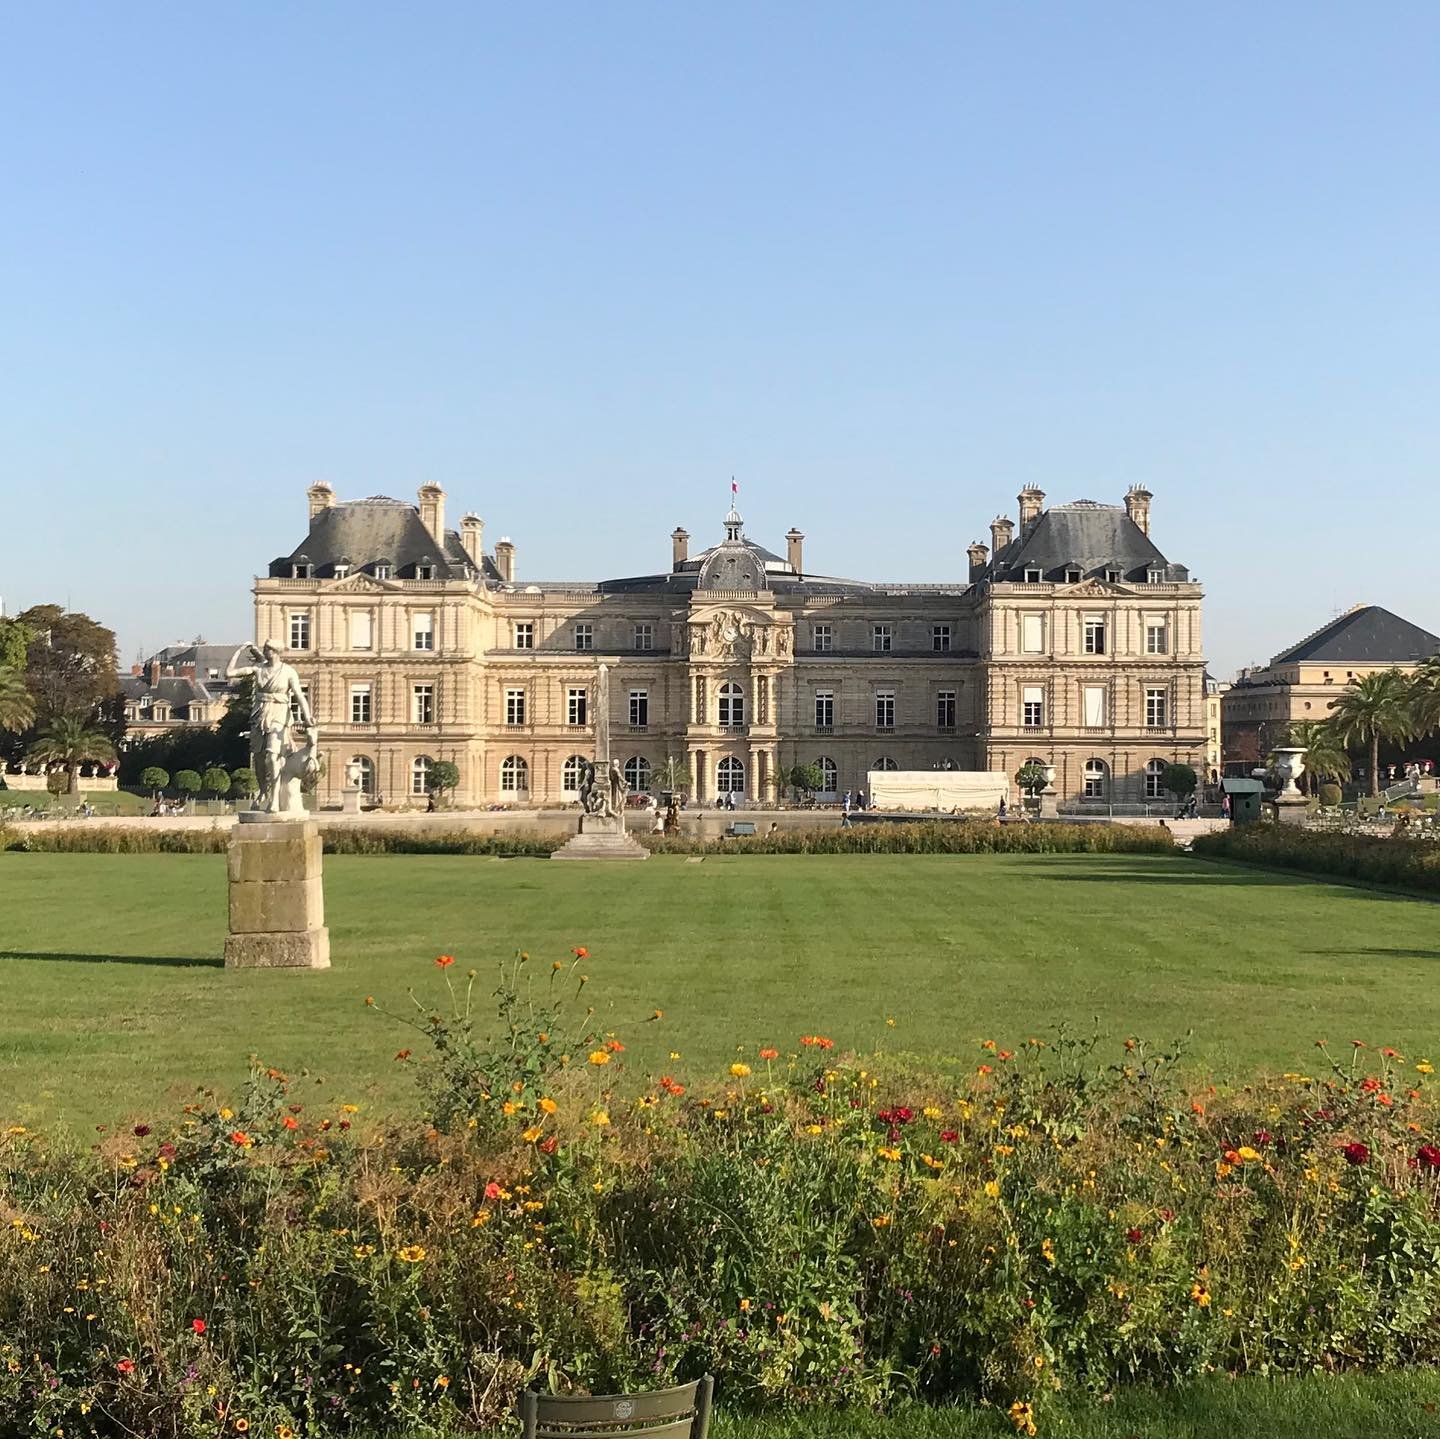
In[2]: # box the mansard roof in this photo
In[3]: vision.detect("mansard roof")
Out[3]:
[1269,605,1440,667]
[985,501,1188,583]
[268,497,499,581]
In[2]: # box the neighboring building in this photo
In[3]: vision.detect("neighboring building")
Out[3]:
[120,642,245,744]
[249,481,1207,809]
[1204,673,1228,785]
[1221,605,1440,769]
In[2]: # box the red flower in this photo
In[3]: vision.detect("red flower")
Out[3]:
[116,1359,136,1374]
[191,1318,207,1335]
[538,1136,558,1155]
[604,1039,625,1053]
[1222,1149,1241,1165]
[1343,1142,1370,1166]
[998,1050,1014,1062]
[394,1049,412,1061]
[158,1142,177,1161]
[800,1035,834,1050]
[1159,1208,1175,1223]
[1126,1228,1144,1244]
[1417,1144,1440,1171]
[1252,1129,1272,1147]
[939,1129,959,1143]
[1361,1076,1382,1093]
[435,954,455,968]
[484,1181,503,1200]
[281,1116,299,1131]
[572,946,589,959]
[759,1047,779,1061]
[132,1124,151,1138]
[977,1064,992,1076]
[228,1131,251,1147]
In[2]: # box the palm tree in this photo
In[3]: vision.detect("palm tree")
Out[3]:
[1327,670,1413,797]
[1286,720,1351,795]
[0,665,34,732]
[1409,655,1440,741]
[27,714,116,796]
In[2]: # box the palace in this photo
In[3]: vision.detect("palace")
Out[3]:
[250,482,1207,809]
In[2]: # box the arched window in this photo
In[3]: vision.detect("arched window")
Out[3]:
[500,755,529,793]
[411,755,433,796]
[624,756,651,794]
[718,682,745,727]
[561,755,588,797]
[1145,758,1167,799]
[817,756,838,792]
[872,756,899,772]
[1084,759,1109,799]
[349,755,375,794]
[717,756,745,794]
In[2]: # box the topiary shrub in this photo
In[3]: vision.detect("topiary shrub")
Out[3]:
[1319,783,1342,808]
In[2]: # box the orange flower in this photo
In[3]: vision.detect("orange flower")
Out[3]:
[977,1064,992,1076]
[435,955,455,968]
[587,1051,611,1067]
[395,1049,412,1061]
[281,1116,299,1130]
[229,1131,252,1148]
[759,1047,779,1061]
[604,1038,625,1053]
[573,946,589,959]
[800,1035,835,1050]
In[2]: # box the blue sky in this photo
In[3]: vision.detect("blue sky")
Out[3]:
[3,2,1437,678]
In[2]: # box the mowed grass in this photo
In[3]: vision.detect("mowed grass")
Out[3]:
[2,850,1438,1129]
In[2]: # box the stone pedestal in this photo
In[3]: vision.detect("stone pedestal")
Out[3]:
[1038,786,1059,820]
[1272,795,1310,827]
[224,818,331,968]
[341,786,363,815]
[551,813,649,861]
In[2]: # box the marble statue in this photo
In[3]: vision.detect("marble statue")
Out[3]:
[226,642,316,814]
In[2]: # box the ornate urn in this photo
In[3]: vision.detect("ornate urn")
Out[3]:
[1269,746,1308,800]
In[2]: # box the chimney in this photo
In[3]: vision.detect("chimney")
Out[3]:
[307,482,335,522]
[131,663,143,677]
[990,515,1014,555]
[786,528,805,574]
[494,538,516,583]
[417,484,446,547]
[460,513,484,564]
[148,659,161,685]
[1017,486,1046,536]
[1124,485,1153,536]
[671,527,690,570]
[967,541,990,584]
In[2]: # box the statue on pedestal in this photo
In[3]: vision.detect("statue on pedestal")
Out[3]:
[227,642,316,815]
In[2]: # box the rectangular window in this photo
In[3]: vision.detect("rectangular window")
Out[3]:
[1083,685,1107,727]
[292,562,312,580]
[1104,568,1122,583]
[1145,621,1169,655]
[875,689,895,729]
[567,687,588,726]
[629,689,648,727]
[937,689,956,728]
[349,610,373,651]
[289,684,310,724]
[374,563,391,580]
[813,623,832,652]
[349,684,372,724]
[872,624,892,653]
[412,612,434,651]
[1083,617,1107,655]
[574,624,593,651]
[1146,687,1168,728]
[633,623,653,651]
[814,689,834,728]
[288,612,311,650]
[1022,685,1044,728]
[505,688,526,726]
[1024,567,1043,583]
[932,624,951,652]
[412,684,435,725]
[1147,567,1164,584]
[1021,614,1044,654]
[514,622,534,650]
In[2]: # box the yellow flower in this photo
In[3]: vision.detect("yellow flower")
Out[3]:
[218,1108,234,1121]
[920,1153,944,1170]
[434,1376,450,1390]
[885,1017,896,1027]
[538,1097,558,1115]
[471,1210,491,1227]
[397,1245,427,1263]
[341,1104,359,1114]
[1008,1399,1037,1436]
[588,1051,611,1067]
[739,1297,751,1312]
[1190,1282,1211,1307]
[877,1146,901,1162]
[590,1109,610,1127]
[806,1124,823,1135]
[922,1106,943,1120]
[871,1214,892,1227]
[729,1062,752,1078]
[1418,1061,1435,1075]
[1236,1145,1262,1163]
[1041,1237,1056,1265]
[521,1126,544,1144]
[983,1180,1001,1199]
[353,1244,375,1258]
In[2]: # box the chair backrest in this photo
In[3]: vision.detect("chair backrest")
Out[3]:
[519,1376,713,1439]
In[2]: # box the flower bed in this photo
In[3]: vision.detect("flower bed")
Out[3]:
[3,954,1440,1437]
[1192,823,1440,894]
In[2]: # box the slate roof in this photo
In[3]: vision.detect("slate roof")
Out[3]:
[120,675,211,708]
[1270,606,1440,667]
[269,497,499,581]
[147,643,242,684]
[984,501,1188,583]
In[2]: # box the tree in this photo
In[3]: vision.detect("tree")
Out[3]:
[203,766,232,801]
[654,757,693,796]
[1162,763,1198,800]
[1285,720,1352,795]
[425,760,460,802]
[0,666,35,733]
[785,761,826,800]
[1014,761,1048,796]
[174,770,202,805]
[26,715,116,796]
[45,770,69,800]
[232,767,258,800]
[1409,656,1440,741]
[213,675,255,771]
[14,605,120,727]
[1328,670,1413,796]
[0,618,30,672]
[140,766,170,800]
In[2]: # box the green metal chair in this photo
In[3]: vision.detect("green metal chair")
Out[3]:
[519,1376,713,1439]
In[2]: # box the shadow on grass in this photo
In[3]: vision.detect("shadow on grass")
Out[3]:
[0,950,222,969]
[1305,947,1440,961]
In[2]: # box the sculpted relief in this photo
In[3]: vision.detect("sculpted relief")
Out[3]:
[685,609,794,660]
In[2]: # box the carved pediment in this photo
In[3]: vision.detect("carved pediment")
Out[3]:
[685,605,794,660]
[325,572,389,593]
[1063,578,1129,597]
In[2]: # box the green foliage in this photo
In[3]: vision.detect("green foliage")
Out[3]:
[1286,720,1352,791]
[785,761,827,796]
[654,756,693,794]
[1319,782,1342,808]
[426,759,461,796]
[0,664,35,733]
[644,820,1174,856]
[12,604,120,727]
[45,770,69,798]
[140,766,170,796]
[26,714,116,793]
[0,617,31,672]
[173,769,202,799]
[1162,763,1198,798]
[232,766,258,798]
[202,765,231,798]
[1193,824,1440,894]
[1014,761,1048,794]
[1328,670,1414,796]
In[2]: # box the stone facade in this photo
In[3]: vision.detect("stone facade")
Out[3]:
[249,483,1207,809]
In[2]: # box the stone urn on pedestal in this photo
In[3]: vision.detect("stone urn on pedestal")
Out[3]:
[1038,764,1059,820]
[1268,746,1310,826]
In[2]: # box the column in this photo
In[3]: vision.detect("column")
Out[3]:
[749,746,761,804]
[763,749,777,802]
[690,748,705,803]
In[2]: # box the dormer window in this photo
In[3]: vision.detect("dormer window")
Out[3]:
[374,563,392,580]
[1024,567,1043,583]
[415,558,435,581]
[1064,567,1082,584]
[1104,568,1122,583]
[292,555,313,580]
[1147,567,1164,584]
[333,563,350,580]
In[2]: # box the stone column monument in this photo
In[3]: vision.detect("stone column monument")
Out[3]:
[221,644,331,967]
[552,662,649,860]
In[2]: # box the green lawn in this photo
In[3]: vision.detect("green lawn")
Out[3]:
[2,851,1438,1129]
[0,786,153,815]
